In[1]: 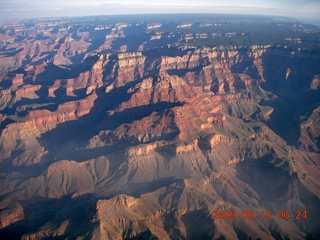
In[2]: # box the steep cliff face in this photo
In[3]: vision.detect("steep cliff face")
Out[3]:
[298,106,320,152]
[0,25,320,239]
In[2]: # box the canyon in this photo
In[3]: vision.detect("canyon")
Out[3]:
[0,15,319,239]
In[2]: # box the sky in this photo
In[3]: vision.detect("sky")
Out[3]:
[0,0,319,24]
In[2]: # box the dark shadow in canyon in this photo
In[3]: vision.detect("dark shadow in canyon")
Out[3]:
[37,71,182,159]
[0,194,98,240]
[181,209,214,240]
[259,48,320,146]
[235,158,320,238]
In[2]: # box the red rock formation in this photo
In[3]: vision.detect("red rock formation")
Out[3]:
[0,202,24,229]
[0,88,12,111]
[0,92,97,165]
[113,52,146,86]
[116,72,198,111]
[48,80,62,97]
[11,73,24,88]
[15,84,41,99]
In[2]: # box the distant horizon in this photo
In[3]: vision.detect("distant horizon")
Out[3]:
[1,0,319,26]
[0,12,319,27]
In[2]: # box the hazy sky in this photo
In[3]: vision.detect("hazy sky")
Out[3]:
[1,0,319,23]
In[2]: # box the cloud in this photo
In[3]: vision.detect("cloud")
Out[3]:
[0,0,319,21]
[0,0,291,9]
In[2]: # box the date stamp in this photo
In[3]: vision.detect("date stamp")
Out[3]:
[212,209,307,220]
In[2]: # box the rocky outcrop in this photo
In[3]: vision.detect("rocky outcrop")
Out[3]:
[53,37,90,65]
[310,74,320,90]
[0,202,24,229]
[117,72,197,111]
[299,106,320,152]
[26,91,97,133]
[0,92,97,165]
[93,195,167,240]
[0,88,12,111]
[106,52,147,89]
[15,84,41,100]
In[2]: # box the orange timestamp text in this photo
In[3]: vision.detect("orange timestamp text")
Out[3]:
[211,209,307,220]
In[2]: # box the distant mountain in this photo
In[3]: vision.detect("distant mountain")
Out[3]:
[0,14,319,240]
